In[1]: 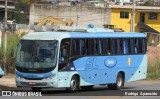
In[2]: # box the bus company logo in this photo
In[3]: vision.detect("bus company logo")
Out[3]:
[104,57,117,68]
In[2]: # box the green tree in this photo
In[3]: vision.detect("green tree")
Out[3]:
[143,0,154,6]
[7,0,37,24]
[20,0,38,4]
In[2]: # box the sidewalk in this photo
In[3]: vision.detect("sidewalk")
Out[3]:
[0,75,16,88]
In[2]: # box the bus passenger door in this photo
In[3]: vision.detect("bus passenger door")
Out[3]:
[57,38,71,87]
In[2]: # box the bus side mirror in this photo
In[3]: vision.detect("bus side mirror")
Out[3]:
[11,48,14,57]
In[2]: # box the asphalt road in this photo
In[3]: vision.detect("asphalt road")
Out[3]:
[0,80,160,96]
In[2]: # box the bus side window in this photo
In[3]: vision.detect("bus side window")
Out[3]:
[108,38,112,55]
[101,39,108,55]
[130,39,134,54]
[119,39,124,54]
[80,39,85,55]
[86,39,94,55]
[138,38,143,54]
[113,39,120,55]
[59,38,71,63]
[134,39,138,54]
[127,39,132,54]
[94,39,99,55]
[124,39,128,54]
[142,38,146,53]
[71,39,80,57]
[116,39,120,55]
[98,39,102,55]
[112,39,115,55]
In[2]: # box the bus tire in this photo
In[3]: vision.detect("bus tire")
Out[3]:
[66,76,78,93]
[81,85,94,91]
[31,87,42,92]
[113,73,124,90]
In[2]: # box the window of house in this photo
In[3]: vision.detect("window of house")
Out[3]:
[120,11,129,19]
[149,13,158,20]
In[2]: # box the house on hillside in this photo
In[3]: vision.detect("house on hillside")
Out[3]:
[110,5,160,33]
[110,5,160,45]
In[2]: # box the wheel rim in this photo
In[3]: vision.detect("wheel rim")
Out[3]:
[117,76,122,87]
[71,79,77,90]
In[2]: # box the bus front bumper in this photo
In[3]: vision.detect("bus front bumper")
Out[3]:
[15,76,58,88]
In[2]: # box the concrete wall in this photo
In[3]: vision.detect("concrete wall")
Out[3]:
[29,4,111,27]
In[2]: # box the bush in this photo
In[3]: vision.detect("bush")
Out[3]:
[147,56,160,79]
[0,34,20,74]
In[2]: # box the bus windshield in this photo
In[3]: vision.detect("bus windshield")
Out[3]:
[15,40,58,73]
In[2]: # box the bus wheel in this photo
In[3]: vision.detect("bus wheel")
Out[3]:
[113,73,124,90]
[31,87,42,92]
[66,76,78,93]
[81,85,94,91]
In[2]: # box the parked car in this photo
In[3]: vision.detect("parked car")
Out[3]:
[50,0,57,4]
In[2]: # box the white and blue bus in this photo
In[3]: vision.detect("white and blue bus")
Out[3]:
[0,67,4,78]
[15,31,147,92]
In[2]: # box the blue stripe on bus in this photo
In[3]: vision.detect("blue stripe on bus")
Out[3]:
[16,70,52,79]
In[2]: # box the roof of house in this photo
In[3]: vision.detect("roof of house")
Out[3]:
[111,5,160,10]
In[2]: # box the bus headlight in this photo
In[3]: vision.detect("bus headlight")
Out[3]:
[44,73,56,81]
[16,75,24,80]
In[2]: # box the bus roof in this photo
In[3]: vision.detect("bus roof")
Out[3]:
[22,32,146,40]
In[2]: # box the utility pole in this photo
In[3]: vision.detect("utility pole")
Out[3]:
[76,15,79,26]
[4,0,7,73]
[131,0,135,32]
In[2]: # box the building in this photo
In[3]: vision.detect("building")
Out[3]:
[82,0,108,7]
[111,5,160,45]
[0,0,15,22]
[30,4,160,33]
[29,4,160,45]
[29,4,111,27]
[111,5,160,33]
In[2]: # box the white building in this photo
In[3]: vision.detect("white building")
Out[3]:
[111,0,143,5]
